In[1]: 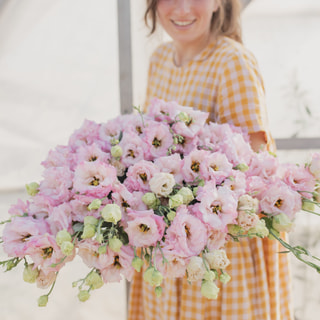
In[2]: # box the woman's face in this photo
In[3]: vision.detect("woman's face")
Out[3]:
[156,0,219,46]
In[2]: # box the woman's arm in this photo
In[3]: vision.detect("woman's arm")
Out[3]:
[249,131,267,152]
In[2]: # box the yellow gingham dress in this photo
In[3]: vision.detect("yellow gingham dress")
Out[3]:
[128,36,293,320]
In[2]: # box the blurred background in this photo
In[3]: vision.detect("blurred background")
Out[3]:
[0,0,319,319]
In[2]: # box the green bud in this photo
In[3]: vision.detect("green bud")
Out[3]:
[84,216,99,226]
[142,192,159,208]
[98,245,107,254]
[192,187,198,197]
[272,213,294,233]
[108,237,123,252]
[96,233,104,243]
[81,224,96,239]
[167,210,176,222]
[169,194,184,209]
[178,111,191,123]
[101,204,122,224]
[201,280,219,300]
[25,182,39,196]
[60,241,74,256]
[227,224,244,236]
[78,290,90,302]
[155,286,163,298]
[38,295,49,307]
[203,270,216,282]
[72,281,78,288]
[198,179,205,187]
[56,229,72,247]
[131,257,144,272]
[220,272,231,284]
[88,199,102,211]
[23,263,39,283]
[302,200,315,212]
[177,187,194,204]
[111,145,123,159]
[173,137,179,145]
[234,163,249,172]
[248,219,269,238]
[143,267,163,287]
[85,272,104,290]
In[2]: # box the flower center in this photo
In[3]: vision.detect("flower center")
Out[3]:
[22,234,31,242]
[185,225,191,238]
[89,155,98,161]
[152,137,162,148]
[211,204,222,214]
[113,255,121,269]
[139,224,150,233]
[191,160,200,172]
[136,126,142,134]
[42,247,53,259]
[139,173,148,182]
[275,199,283,208]
[127,149,135,158]
[211,164,219,171]
[90,176,100,186]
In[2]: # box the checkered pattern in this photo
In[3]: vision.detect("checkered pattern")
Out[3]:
[128,37,293,320]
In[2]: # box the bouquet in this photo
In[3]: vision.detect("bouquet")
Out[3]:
[1,98,320,306]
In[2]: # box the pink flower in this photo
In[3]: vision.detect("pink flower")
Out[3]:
[195,182,238,230]
[246,176,267,199]
[165,205,207,257]
[75,143,110,164]
[182,149,210,182]
[41,145,73,169]
[222,170,246,197]
[124,160,160,192]
[27,195,53,219]
[259,180,302,219]
[100,246,135,282]
[309,153,320,180]
[73,161,117,197]
[8,199,29,217]
[206,229,227,251]
[2,216,49,258]
[39,167,74,205]
[125,209,166,247]
[247,151,279,179]
[279,163,316,198]
[146,98,180,122]
[143,122,173,159]
[118,131,145,167]
[200,152,233,184]
[154,153,184,184]
[47,203,73,234]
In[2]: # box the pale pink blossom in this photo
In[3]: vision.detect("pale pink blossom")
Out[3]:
[154,154,184,184]
[246,176,268,199]
[73,161,117,197]
[41,145,73,169]
[27,195,53,219]
[206,229,227,251]
[124,160,160,192]
[259,180,302,219]
[8,199,29,217]
[309,153,320,179]
[182,149,210,182]
[146,98,180,122]
[76,143,110,164]
[36,270,57,289]
[222,170,246,197]
[47,203,73,234]
[165,205,207,257]
[247,151,279,179]
[125,209,166,247]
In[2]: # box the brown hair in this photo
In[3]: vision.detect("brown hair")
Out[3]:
[144,0,242,43]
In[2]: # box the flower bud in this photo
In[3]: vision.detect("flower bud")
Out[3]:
[248,219,269,238]
[177,187,194,204]
[155,286,162,298]
[23,263,39,283]
[167,210,176,222]
[85,272,104,290]
[81,224,96,239]
[302,200,315,212]
[78,290,90,302]
[220,272,231,284]
[227,224,243,236]
[201,280,219,300]
[111,145,123,159]
[101,204,122,224]
[132,257,144,272]
[60,241,74,256]
[169,194,184,209]
[142,192,159,208]
[272,213,294,233]
[38,295,48,307]
[96,233,104,243]
[187,256,206,282]
[84,216,99,226]
[234,163,249,172]
[108,237,123,252]
[25,182,39,196]
[203,270,216,282]
[143,267,163,287]
[98,244,107,254]
[56,229,72,247]
[178,111,191,123]
[88,199,102,211]
[204,250,230,270]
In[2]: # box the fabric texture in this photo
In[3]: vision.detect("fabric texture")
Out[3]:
[128,36,293,320]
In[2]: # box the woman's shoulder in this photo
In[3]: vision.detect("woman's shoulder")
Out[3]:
[149,41,174,64]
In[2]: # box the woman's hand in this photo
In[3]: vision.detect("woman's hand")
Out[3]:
[249,131,267,152]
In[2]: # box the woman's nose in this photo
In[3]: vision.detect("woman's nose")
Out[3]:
[174,0,192,14]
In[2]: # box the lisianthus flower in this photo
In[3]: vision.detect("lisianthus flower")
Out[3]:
[39,167,74,206]
[182,149,210,182]
[237,210,259,231]
[279,163,316,199]
[247,151,279,179]
[259,180,302,219]
[200,152,233,184]
[118,131,145,167]
[2,216,49,258]
[222,170,246,197]
[143,122,173,159]
[125,209,166,247]
[76,143,110,164]
[68,119,101,151]
[41,145,73,169]
[165,205,207,257]
[73,161,117,197]
[309,153,320,180]
[100,246,135,282]
[124,160,160,192]
[246,176,267,199]
[149,172,176,197]
[8,198,29,217]
[186,256,206,281]
[196,181,238,230]
[146,98,180,122]
[36,270,57,289]
[206,229,227,251]
[154,153,184,184]
[47,203,73,235]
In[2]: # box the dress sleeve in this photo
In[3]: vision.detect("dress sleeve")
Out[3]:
[216,50,269,134]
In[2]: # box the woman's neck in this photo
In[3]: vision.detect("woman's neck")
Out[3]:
[173,33,214,67]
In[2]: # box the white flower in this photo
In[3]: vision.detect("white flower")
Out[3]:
[149,172,175,197]
[237,194,259,213]
[186,256,206,282]
[204,250,230,270]
[237,210,259,231]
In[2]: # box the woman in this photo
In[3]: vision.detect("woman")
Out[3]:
[129,1,293,319]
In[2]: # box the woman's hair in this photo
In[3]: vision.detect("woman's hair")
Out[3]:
[144,0,243,43]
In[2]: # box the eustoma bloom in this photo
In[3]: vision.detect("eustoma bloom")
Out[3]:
[1,98,320,305]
